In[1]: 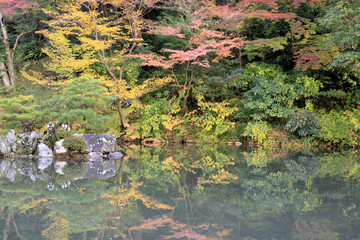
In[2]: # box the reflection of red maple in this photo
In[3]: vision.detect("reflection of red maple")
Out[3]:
[130,215,233,240]
[292,220,339,239]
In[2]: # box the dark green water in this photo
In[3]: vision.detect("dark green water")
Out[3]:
[1,145,360,240]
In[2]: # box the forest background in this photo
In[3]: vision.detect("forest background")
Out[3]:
[0,0,359,149]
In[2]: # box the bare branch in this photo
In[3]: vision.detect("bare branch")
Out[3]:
[12,31,32,58]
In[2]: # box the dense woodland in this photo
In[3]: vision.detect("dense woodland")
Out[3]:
[0,0,359,148]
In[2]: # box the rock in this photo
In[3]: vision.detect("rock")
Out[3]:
[74,134,117,153]
[15,131,42,155]
[48,121,55,138]
[74,134,95,153]
[94,134,117,153]
[37,143,53,158]
[60,123,71,134]
[6,130,16,144]
[107,152,123,160]
[0,140,10,156]
[54,140,67,154]
[87,152,103,161]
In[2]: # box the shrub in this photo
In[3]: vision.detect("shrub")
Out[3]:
[317,110,360,147]
[130,94,183,139]
[286,109,319,137]
[244,121,270,144]
[63,135,87,153]
[53,128,68,141]
[241,63,321,121]
[188,95,238,142]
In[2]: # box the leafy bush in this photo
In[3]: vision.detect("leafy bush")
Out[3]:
[188,95,238,142]
[286,109,319,137]
[317,110,360,146]
[241,63,322,121]
[130,94,183,139]
[244,121,270,144]
[63,135,87,153]
[53,128,68,141]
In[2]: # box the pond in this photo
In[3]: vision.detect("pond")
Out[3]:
[0,145,360,240]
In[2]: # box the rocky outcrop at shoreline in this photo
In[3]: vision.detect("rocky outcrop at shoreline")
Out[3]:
[0,129,123,161]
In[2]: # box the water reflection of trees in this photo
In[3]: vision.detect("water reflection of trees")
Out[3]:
[0,147,360,239]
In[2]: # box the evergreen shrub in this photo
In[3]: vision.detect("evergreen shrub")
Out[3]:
[53,128,68,141]
[63,135,87,153]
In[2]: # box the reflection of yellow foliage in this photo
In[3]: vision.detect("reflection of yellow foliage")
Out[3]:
[162,156,196,175]
[42,212,71,240]
[200,168,238,184]
[20,197,50,215]
[102,181,174,211]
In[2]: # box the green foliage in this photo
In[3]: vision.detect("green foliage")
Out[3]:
[63,135,87,153]
[130,94,183,139]
[53,128,68,141]
[286,109,319,137]
[188,95,238,142]
[244,121,270,144]
[317,110,360,146]
[44,77,113,133]
[0,95,44,132]
[242,63,321,121]
[318,0,360,81]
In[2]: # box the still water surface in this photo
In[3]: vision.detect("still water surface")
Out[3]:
[0,145,359,239]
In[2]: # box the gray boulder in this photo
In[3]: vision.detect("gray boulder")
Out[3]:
[74,134,95,153]
[5,130,17,152]
[0,139,11,156]
[74,134,117,153]
[16,131,43,155]
[60,123,71,134]
[54,140,67,154]
[37,143,53,158]
[94,134,117,153]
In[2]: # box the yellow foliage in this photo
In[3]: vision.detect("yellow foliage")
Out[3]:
[23,0,170,102]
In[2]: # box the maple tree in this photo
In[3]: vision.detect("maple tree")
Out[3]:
[23,0,171,130]
[139,0,245,115]
[0,0,37,88]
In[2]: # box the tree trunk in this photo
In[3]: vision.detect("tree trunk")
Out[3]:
[0,62,10,88]
[116,97,132,129]
[0,11,15,85]
[181,86,191,116]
